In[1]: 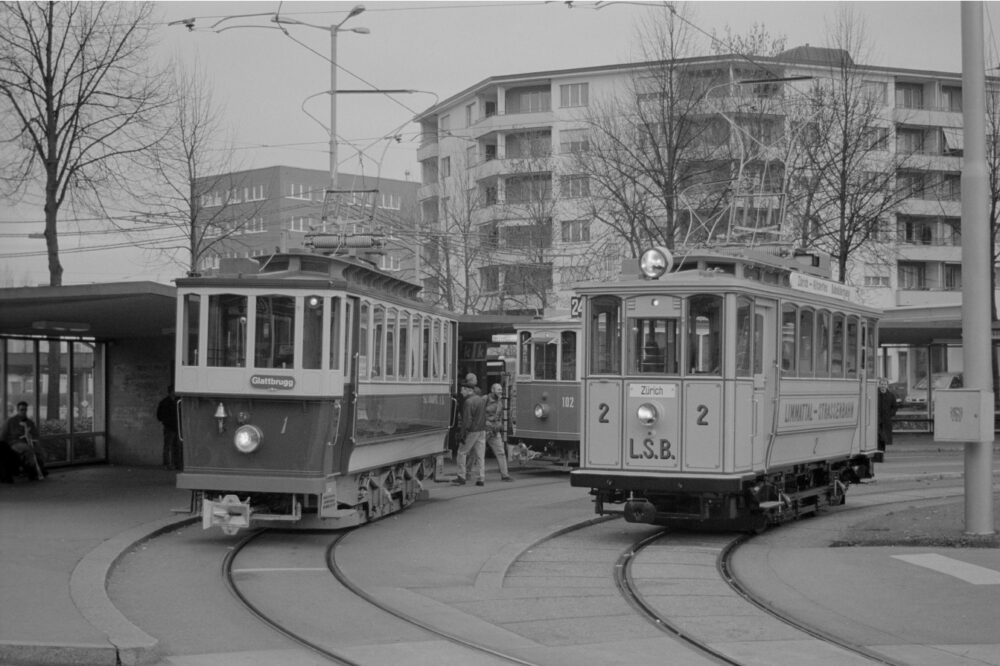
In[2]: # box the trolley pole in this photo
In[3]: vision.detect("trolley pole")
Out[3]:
[960,1,995,535]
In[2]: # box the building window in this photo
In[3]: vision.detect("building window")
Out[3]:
[245,216,265,233]
[561,218,591,243]
[941,85,962,112]
[380,255,401,272]
[897,262,926,290]
[940,173,961,200]
[440,157,451,178]
[506,130,551,158]
[896,127,926,154]
[863,275,890,287]
[560,175,590,198]
[559,128,590,153]
[862,80,887,105]
[895,83,924,109]
[378,192,400,210]
[897,216,935,245]
[863,126,889,151]
[944,264,962,290]
[480,265,499,292]
[466,145,477,166]
[289,216,312,232]
[506,174,552,204]
[508,87,551,114]
[465,102,475,127]
[440,114,450,132]
[897,171,926,199]
[289,183,312,200]
[559,82,589,108]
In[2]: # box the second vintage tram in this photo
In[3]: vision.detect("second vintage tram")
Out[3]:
[173,249,456,534]
[570,246,881,531]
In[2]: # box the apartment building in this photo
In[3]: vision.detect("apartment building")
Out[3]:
[193,165,419,279]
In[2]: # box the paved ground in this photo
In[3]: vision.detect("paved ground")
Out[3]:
[0,433,997,666]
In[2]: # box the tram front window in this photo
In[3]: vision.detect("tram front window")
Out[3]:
[561,331,577,380]
[589,296,622,375]
[255,295,296,369]
[630,318,678,374]
[688,294,722,374]
[207,294,247,367]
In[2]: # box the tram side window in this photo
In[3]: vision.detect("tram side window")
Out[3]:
[432,319,442,379]
[372,305,385,379]
[359,302,369,378]
[816,310,831,378]
[255,295,295,369]
[182,294,200,366]
[533,336,557,379]
[443,320,454,380]
[518,331,532,376]
[411,315,422,378]
[831,313,845,378]
[328,297,341,371]
[845,316,859,379]
[422,318,432,378]
[735,296,753,377]
[590,296,622,374]
[207,294,247,367]
[561,331,577,380]
[781,304,797,376]
[398,311,409,379]
[798,307,815,377]
[385,308,397,379]
[865,318,877,373]
[753,311,764,375]
[688,294,722,374]
[303,295,323,370]
[631,318,678,374]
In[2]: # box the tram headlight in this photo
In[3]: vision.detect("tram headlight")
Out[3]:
[533,403,550,420]
[636,403,659,426]
[639,246,674,279]
[233,424,264,454]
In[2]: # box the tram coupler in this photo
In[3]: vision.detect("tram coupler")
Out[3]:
[624,499,656,523]
[203,494,251,534]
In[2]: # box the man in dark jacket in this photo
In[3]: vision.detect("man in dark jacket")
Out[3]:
[452,375,487,486]
[876,378,898,463]
[156,386,182,470]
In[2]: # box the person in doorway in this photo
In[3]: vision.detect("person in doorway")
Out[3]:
[484,382,513,482]
[452,375,487,486]
[1,401,46,480]
[876,378,898,463]
[156,386,182,470]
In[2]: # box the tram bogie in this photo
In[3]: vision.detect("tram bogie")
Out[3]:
[174,249,455,534]
[570,245,881,532]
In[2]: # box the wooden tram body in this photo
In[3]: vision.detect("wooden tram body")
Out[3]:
[510,317,582,467]
[174,250,456,534]
[570,247,881,531]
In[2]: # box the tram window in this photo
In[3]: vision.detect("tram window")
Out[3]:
[735,296,753,377]
[533,335,557,380]
[411,315,422,378]
[831,313,845,378]
[372,305,385,379]
[328,297,341,371]
[303,295,323,370]
[630,318,678,374]
[753,312,764,375]
[781,304,797,376]
[398,312,409,379]
[207,294,247,367]
[422,318,431,378]
[385,308,397,379]
[359,302,369,378]
[561,331,577,380]
[182,294,200,366]
[590,296,622,375]
[518,331,531,376]
[255,295,295,369]
[443,321,454,380]
[845,316,859,378]
[816,310,831,378]
[688,294,722,374]
[432,319,442,379]
[798,307,815,377]
[864,318,877,373]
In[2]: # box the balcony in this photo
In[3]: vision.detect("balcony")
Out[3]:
[891,106,962,128]
[417,182,439,201]
[896,198,962,217]
[471,110,555,139]
[895,288,962,308]
[416,141,439,162]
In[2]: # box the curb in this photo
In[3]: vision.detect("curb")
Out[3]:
[0,514,197,666]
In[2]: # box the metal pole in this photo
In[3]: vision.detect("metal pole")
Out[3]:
[329,25,338,194]
[960,0,995,535]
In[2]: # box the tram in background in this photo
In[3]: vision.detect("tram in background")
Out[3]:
[570,245,881,532]
[509,316,582,467]
[173,249,456,534]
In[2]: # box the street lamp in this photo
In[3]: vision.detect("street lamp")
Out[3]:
[271,5,369,195]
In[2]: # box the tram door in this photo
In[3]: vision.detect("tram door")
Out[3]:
[752,300,777,468]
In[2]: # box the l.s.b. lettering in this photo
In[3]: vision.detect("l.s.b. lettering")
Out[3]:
[628,437,674,460]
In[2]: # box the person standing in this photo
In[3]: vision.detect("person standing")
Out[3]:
[1,401,46,480]
[156,386,182,470]
[484,383,513,482]
[876,378,898,463]
[452,376,487,486]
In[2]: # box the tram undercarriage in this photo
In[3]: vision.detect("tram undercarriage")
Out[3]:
[589,455,875,533]
[192,455,441,534]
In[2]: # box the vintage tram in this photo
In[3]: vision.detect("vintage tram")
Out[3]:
[173,249,455,534]
[509,316,582,467]
[569,245,881,531]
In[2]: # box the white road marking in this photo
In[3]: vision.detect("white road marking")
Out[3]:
[231,567,329,573]
[891,553,1000,585]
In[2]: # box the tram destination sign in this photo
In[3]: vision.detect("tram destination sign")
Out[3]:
[250,375,296,390]
[789,272,859,303]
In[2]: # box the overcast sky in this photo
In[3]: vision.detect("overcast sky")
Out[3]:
[1,0,986,286]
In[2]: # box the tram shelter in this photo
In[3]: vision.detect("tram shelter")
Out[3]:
[0,282,176,468]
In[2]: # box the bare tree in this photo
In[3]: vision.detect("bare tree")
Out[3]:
[786,7,912,283]
[131,60,267,276]
[710,22,787,57]
[0,1,170,286]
